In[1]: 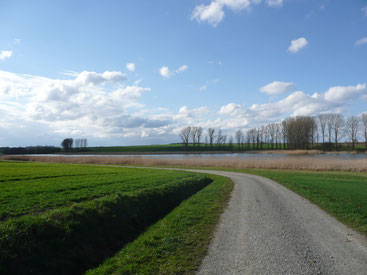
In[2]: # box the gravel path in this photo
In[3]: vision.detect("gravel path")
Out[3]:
[180,170,367,275]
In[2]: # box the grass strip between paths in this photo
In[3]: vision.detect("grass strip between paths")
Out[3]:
[87,175,233,275]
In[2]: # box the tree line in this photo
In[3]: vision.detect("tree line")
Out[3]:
[61,138,88,152]
[0,146,61,155]
[179,113,367,151]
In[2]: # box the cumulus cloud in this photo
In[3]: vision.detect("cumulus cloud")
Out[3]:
[176,65,188,73]
[160,65,188,78]
[191,1,225,27]
[191,0,283,26]
[126,62,136,72]
[160,66,172,78]
[288,37,308,53]
[218,83,367,125]
[260,81,295,95]
[219,103,242,115]
[323,84,366,104]
[0,69,162,140]
[0,50,12,61]
[355,37,367,46]
[266,0,283,7]
[1,68,366,146]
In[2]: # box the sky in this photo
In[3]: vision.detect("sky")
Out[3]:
[0,0,366,147]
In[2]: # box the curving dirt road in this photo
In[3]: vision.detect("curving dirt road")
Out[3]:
[177,169,367,275]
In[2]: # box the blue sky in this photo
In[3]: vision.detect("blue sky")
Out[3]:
[0,0,366,146]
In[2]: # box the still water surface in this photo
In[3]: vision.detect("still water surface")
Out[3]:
[25,153,367,160]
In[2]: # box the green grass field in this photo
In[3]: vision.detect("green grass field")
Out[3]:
[0,161,232,274]
[0,162,202,221]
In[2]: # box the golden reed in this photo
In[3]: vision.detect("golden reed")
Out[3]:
[1,155,367,172]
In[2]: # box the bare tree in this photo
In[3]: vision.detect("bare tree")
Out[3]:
[216,129,223,147]
[228,135,233,151]
[180,126,191,151]
[191,127,198,149]
[196,127,203,150]
[326,114,333,143]
[208,128,215,148]
[345,116,359,150]
[361,113,367,150]
[330,114,344,151]
[235,130,243,151]
[281,120,287,150]
[317,114,328,149]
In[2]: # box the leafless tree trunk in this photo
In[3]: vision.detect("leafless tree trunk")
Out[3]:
[196,127,203,150]
[330,114,344,151]
[208,128,215,148]
[345,116,359,150]
[191,127,198,149]
[317,114,328,150]
[228,135,233,151]
[180,126,191,151]
[236,130,243,151]
[361,113,367,151]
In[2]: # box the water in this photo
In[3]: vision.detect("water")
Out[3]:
[23,152,367,160]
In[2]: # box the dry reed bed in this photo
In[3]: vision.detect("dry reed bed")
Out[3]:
[1,155,367,172]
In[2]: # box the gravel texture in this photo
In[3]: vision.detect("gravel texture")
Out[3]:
[180,170,367,275]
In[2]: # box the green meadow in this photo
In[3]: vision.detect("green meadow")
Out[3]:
[0,161,232,274]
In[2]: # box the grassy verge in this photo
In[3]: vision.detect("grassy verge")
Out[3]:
[160,165,367,237]
[0,162,216,274]
[87,175,233,274]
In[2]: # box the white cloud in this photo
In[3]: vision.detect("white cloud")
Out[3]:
[176,65,188,73]
[1,68,366,146]
[160,65,188,78]
[0,69,162,140]
[260,81,295,95]
[0,50,13,61]
[191,0,283,26]
[191,2,225,27]
[266,0,283,7]
[218,83,367,127]
[160,66,172,78]
[323,84,366,104]
[219,103,242,115]
[288,37,308,53]
[191,0,255,27]
[14,38,21,45]
[355,37,367,46]
[126,62,136,72]
[362,6,367,16]
[200,85,207,91]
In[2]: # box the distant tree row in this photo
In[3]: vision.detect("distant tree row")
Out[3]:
[0,146,61,155]
[179,113,367,151]
[61,138,88,152]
